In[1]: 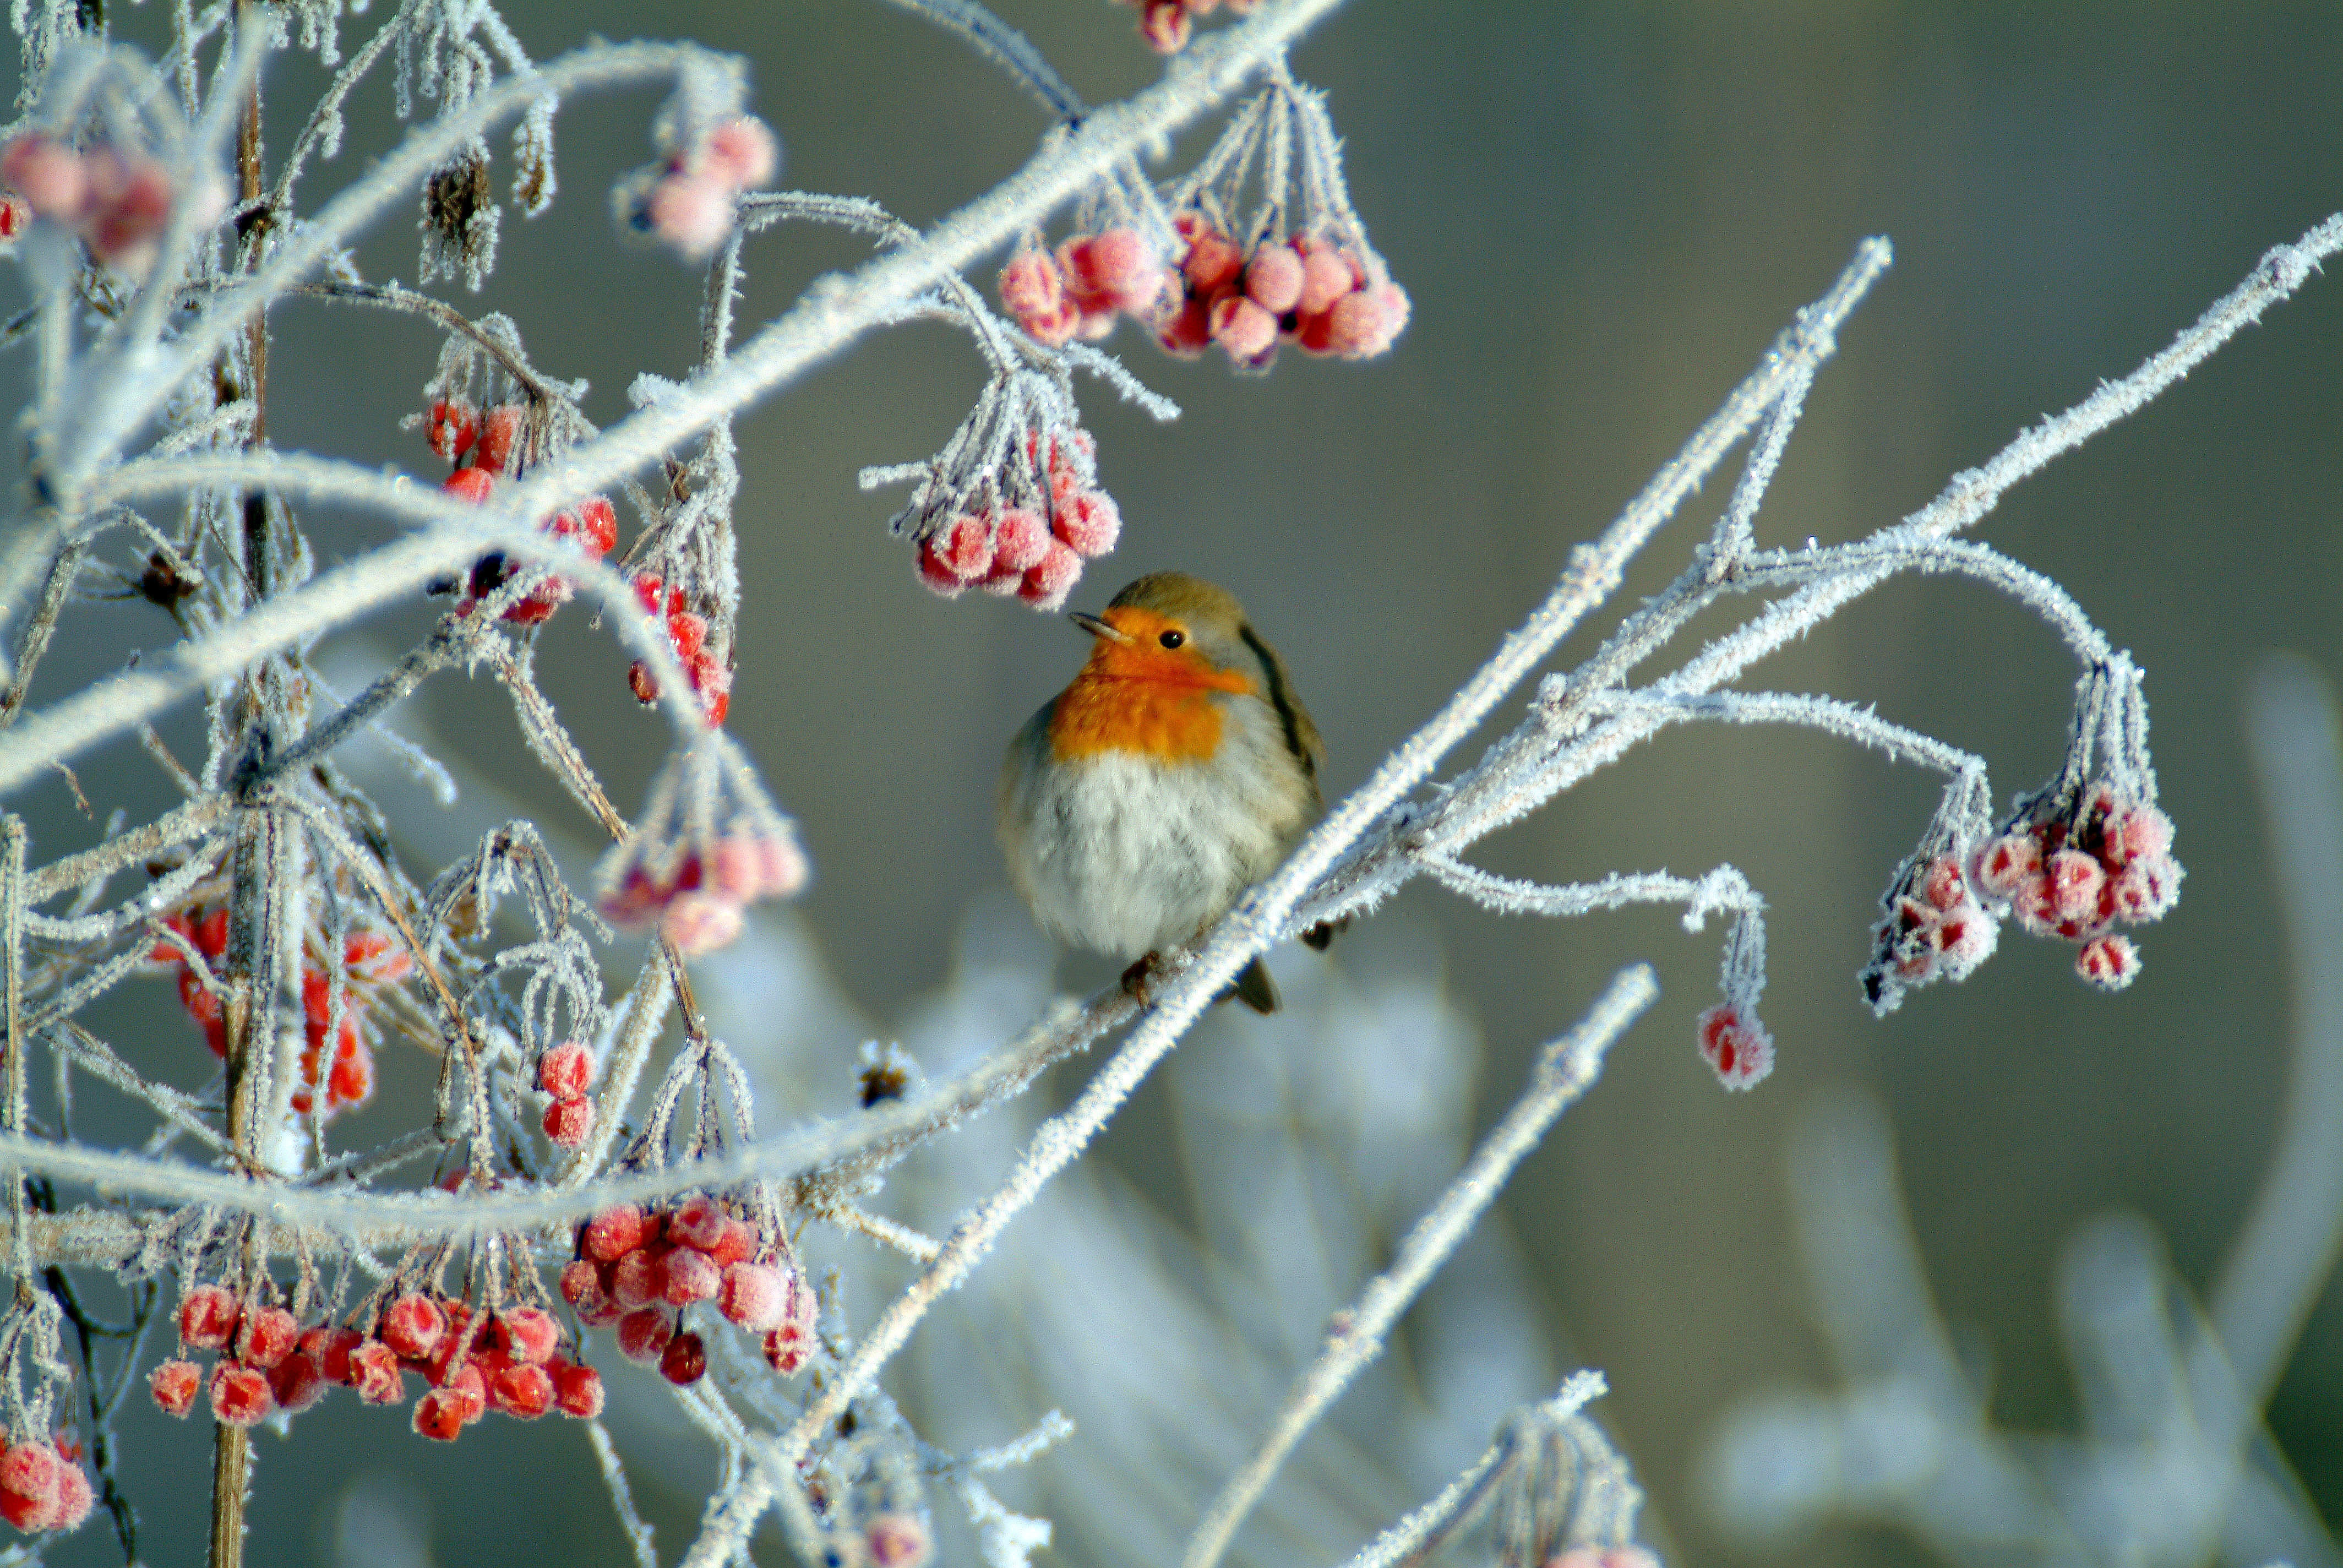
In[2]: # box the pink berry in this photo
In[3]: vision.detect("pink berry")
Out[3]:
[669,1195,727,1251]
[703,117,778,188]
[991,508,1049,572]
[2112,855,2181,922]
[2077,934,2140,990]
[1060,228,1159,314]
[764,1322,813,1375]
[49,1457,90,1532]
[1,135,86,220]
[149,1359,201,1417]
[1243,243,1305,314]
[999,249,1064,319]
[1018,542,1083,612]
[0,1442,59,1532]
[1919,856,1968,912]
[2106,805,2174,868]
[1157,296,1212,357]
[719,1262,788,1331]
[538,1042,594,1099]
[705,1217,756,1268]
[1696,1005,1774,1091]
[584,1204,654,1262]
[660,1247,723,1306]
[609,1248,661,1311]
[1051,491,1120,559]
[1295,243,1357,316]
[661,890,745,955]
[646,170,735,258]
[1325,282,1410,358]
[867,1514,931,1567]
[350,1340,406,1404]
[1209,294,1278,361]
[2044,849,2105,924]
[934,514,995,581]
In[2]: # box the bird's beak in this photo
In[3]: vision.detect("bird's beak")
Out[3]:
[1069,611,1131,644]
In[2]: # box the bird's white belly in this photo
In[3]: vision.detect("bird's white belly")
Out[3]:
[1004,743,1293,959]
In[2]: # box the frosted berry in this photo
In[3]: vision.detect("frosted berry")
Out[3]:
[703,117,778,189]
[1018,542,1084,612]
[867,1513,933,1567]
[551,1359,606,1419]
[609,1248,660,1311]
[1243,243,1305,314]
[0,1442,59,1532]
[660,1247,723,1306]
[543,1096,595,1149]
[616,1307,674,1364]
[491,1362,554,1419]
[179,1284,239,1350]
[705,1217,756,1268]
[495,1308,561,1366]
[2078,934,2140,991]
[49,1457,90,1533]
[719,1262,787,1331]
[584,1205,655,1262]
[412,1389,466,1442]
[764,1322,812,1375]
[658,1330,707,1386]
[428,398,478,460]
[149,1358,201,1416]
[1696,1004,1774,1091]
[242,1305,298,1368]
[661,891,744,956]
[474,404,523,474]
[1051,491,1120,559]
[268,1349,327,1415]
[538,1042,594,1099]
[441,466,495,506]
[382,1293,449,1360]
[209,1363,273,1427]
[350,1341,405,1405]
[669,1196,729,1251]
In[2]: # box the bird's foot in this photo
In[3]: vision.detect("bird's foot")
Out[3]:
[1120,952,1167,1009]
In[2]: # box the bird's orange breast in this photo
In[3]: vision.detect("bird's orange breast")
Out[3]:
[1046,607,1256,764]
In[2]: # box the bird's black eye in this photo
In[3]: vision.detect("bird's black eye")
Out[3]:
[1158,629,1185,650]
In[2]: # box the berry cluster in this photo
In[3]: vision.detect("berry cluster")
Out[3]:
[562,1199,817,1386]
[913,431,1119,612]
[1114,0,1257,52]
[1694,1005,1773,1091]
[1973,784,2179,991]
[996,228,1167,347]
[537,1041,599,1150]
[592,735,811,957]
[1865,852,1998,1003]
[0,132,224,277]
[624,571,731,725]
[1157,221,1409,368]
[150,1283,606,1440]
[151,913,408,1121]
[0,1436,94,1536]
[616,115,778,260]
[428,401,621,628]
[600,826,805,955]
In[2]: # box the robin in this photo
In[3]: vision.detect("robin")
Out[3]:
[999,571,1332,1013]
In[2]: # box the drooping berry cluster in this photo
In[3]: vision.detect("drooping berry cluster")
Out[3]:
[426,401,621,627]
[996,228,1168,347]
[624,571,731,725]
[150,1282,606,1440]
[537,1041,599,1150]
[0,1436,94,1536]
[593,734,810,956]
[562,1199,818,1386]
[1864,851,1999,1005]
[1113,0,1257,52]
[615,114,778,260]
[0,132,225,277]
[1973,784,2178,992]
[912,429,1119,611]
[150,912,409,1121]
[1156,220,1408,368]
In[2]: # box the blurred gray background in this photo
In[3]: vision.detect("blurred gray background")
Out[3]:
[9,1,2343,1564]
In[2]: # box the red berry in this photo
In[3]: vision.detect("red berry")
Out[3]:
[667,611,707,660]
[320,1326,364,1385]
[1052,491,1120,559]
[702,117,778,189]
[1181,227,1244,296]
[440,466,495,505]
[1696,1004,1774,1091]
[427,398,478,461]
[475,404,523,473]
[491,1362,554,1419]
[584,1205,654,1262]
[444,1362,488,1424]
[628,659,661,705]
[660,1247,723,1307]
[350,1341,405,1405]
[616,1307,673,1364]
[50,1456,91,1533]
[149,1358,201,1417]
[705,1217,756,1268]
[609,1248,660,1312]
[242,1305,298,1369]
[551,1359,606,1419]
[412,1389,466,1442]
[1243,243,1305,314]
[494,1308,560,1366]
[209,1363,273,1427]
[0,1442,59,1532]
[543,1095,595,1149]
[719,1262,787,1331]
[268,1348,326,1414]
[381,1293,447,1360]
[2078,934,2140,990]
[575,495,619,557]
[538,1042,593,1099]
[763,1322,811,1376]
[178,1284,239,1351]
[658,1330,707,1386]
[669,1196,728,1251]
